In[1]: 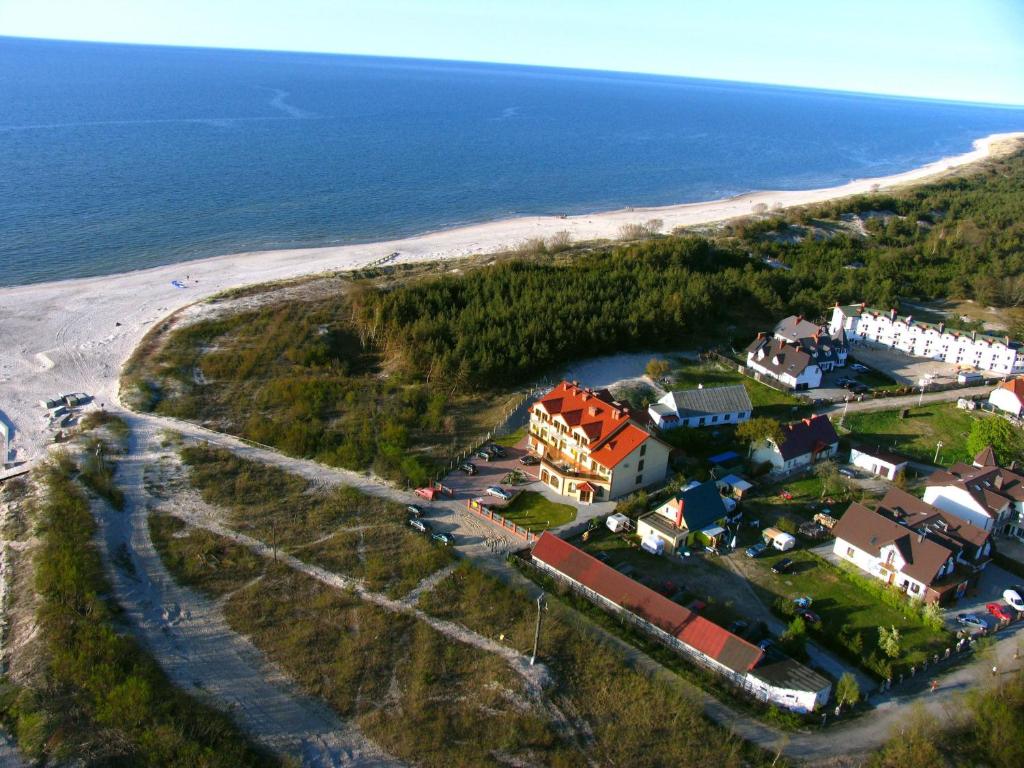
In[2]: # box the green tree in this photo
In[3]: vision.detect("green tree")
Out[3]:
[966,417,1024,465]
[878,625,901,658]
[645,358,671,381]
[835,672,860,708]
[814,459,840,498]
[780,616,807,658]
[735,417,784,449]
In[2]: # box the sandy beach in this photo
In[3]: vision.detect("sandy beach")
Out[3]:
[2,130,1022,466]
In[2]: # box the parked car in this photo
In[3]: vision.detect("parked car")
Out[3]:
[987,602,1013,622]
[486,444,506,457]
[793,596,813,609]
[406,504,425,518]
[800,610,821,625]
[771,557,794,575]
[745,541,767,558]
[728,620,749,636]
[476,449,494,462]
[519,454,540,466]
[838,468,856,478]
[956,613,987,630]
[459,462,477,476]
[409,518,431,534]
[836,377,852,387]
[848,383,869,395]
[431,531,455,546]
[778,490,794,501]
[1003,589,1024,611]
[850,363,869,373]
[486,486,513,501]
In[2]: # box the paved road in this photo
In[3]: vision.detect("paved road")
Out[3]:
[120,407,1024,762]
[819,384,991,420]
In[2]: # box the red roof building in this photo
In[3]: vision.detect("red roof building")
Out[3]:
[531,532,763,675]
[527,381,671,503]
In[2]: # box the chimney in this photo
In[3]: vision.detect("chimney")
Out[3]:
[890,308,897,321]
[796,314,803,323]
[803,418,812,427]
[906,315,913,325]
[588,405,599,416]
[675,498,685,529]
[938,321,945,333]
[1011,460,1019,472]
[972,331,978,342]
[995,475,1005,490]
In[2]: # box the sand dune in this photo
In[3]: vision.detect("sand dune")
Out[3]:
[1,131,1021,465]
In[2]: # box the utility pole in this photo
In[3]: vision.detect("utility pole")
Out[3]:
[531,592,546,666]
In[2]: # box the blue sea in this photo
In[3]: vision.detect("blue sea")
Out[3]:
[1,36,1022,287]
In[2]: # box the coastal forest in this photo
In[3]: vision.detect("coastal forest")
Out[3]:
[125,149,1024,484]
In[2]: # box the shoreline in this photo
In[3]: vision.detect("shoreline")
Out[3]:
[1,130,1023,464]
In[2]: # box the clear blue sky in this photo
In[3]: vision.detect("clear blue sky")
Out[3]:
[2,0,1023,105]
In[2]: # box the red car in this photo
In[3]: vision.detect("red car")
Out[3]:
[779,490,794,501]
[987,602,1013,623]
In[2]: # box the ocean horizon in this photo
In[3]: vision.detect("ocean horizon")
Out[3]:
[2,35,1023,287]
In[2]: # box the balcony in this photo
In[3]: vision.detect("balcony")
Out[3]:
[539,454,607,485]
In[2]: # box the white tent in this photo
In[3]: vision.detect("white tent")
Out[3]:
[606,513,630,533]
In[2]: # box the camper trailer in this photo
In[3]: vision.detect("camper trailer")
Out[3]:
[762,527,796,552]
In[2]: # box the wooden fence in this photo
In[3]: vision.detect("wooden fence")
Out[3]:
[466,499,537,542]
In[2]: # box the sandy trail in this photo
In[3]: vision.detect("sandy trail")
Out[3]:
[2,132,1022,470]
[94,419,402,767]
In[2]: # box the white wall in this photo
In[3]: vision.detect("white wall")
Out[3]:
[608,438,670,499]
[989,388,1023,417]
[745,675,829,713]
[849,449,904,480]
[834,538,929,599]
[923,486,996,532]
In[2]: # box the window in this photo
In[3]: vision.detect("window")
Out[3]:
[846,547,854,558]
[635,474,643,486]
[911,583,920,594]
[711,415,718,423]
[640,444,647,456]
[638,460,645,471]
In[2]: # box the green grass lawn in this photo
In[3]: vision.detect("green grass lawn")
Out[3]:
[670,359,809,421]
[843,402,980,465]
[492,425,526,448]
[747,548,952,677]
[501,491,576,531]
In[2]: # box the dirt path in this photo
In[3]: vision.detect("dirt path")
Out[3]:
[122,408,1024,763]
[95,421,402,767]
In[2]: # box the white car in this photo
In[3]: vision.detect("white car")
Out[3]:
[1003,589,1024,611]
[486,486,513,501]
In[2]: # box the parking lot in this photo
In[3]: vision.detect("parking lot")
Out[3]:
[845,342,957,387]
[440,438,539,503]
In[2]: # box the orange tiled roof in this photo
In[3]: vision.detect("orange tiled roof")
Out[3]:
[534,381,650,468]
[999,378,1024,402]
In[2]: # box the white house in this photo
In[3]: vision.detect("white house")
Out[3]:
[648,384,752,430]
[849,444,909,481]
[746,657,832,714]
[922,447,1024,538]
[989,378,1024,418]
[832,488,990,604]
[830,303,1024,375]
[744,315,848,390]
[751,415,839,473]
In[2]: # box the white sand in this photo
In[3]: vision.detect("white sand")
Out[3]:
[2,131,1022,465]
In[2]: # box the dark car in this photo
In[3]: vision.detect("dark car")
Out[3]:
[772,557,794,575]
[798,521,828,540]
[431,531,455,546]
[409,518,431,534]
[486,444,506,458]
[475,449,494,462]
[848,383,869,395]
[406,504,425,518]
[800,610,821,625]
[745,541,767,558]
[519,454,540,466]
[459,462,477,476]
